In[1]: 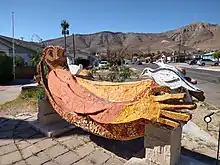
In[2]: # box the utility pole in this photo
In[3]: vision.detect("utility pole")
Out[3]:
[72,33,76,64]
[178,35,181,55]
[147,45,151,54]
[12,12,15,80]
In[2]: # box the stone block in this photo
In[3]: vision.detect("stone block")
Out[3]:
[74,143,95,158]
[144,124,182,165]
[38,99,56,115]
[13,160,27,165]
[16,140,32,150]
[103,157,125,165]
[62,137,85,149]
[43,161,59,165]
[54,151,80,165]
[26,152,50,165]
[73,158,95,165]
[35,139,57,151]
[0,151,22,165]
[26,134,46,144]
[21,144,42,159]
[25,152,51,165]
[0,139,14,147]
[0,143,17,156]
[38,99,63,125]
[87,149,111,164]
[38,112,64,125]
[28,119,75,138]
[44,144,69,158]
[124,157,156,165]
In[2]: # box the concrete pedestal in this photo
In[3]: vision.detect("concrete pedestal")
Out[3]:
[29,98,75,137]
[38,98,64,125]
[144,124,182,165]
[125,124,182,165]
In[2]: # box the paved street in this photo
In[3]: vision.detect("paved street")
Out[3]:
[0,79,34,105]
[0,85,21,105]
[130,63,220,108]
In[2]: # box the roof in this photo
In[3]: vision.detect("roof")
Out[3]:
[0,35,43,53]
[0,40,13,49]
[202,52,214,56]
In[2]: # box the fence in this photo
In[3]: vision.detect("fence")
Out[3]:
[15,67,36,79]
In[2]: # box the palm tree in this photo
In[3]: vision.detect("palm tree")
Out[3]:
[61,20,70,50]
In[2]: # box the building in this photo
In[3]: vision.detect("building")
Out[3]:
[68,49,99,67]
[0,35,42,62]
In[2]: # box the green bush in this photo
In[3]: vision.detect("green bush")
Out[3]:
[0,53,13,84]
[27,52,41,68]
[15,55,25,67]
[20,87,45,100]
[90,65,139,82]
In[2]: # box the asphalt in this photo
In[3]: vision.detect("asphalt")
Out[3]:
[129,63,220,108]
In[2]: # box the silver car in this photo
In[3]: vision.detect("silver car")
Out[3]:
[197,59,219,66]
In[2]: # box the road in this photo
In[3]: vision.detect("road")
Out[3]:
[0,79,34,105]
[129,63,220,108]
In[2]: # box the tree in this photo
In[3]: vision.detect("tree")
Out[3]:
[213,50,220,62]
[0,53,13,84]
[15,56,25,67]
[27,51,42,68]
[61,20,70,50]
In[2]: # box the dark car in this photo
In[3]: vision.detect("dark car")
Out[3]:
[187,59,197,65]
[136,61,142,65]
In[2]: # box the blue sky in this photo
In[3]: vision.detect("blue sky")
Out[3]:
[1,0,219,41]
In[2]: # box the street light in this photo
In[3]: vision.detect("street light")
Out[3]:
[204,112,220,165]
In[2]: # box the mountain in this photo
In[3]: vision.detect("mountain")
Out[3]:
[44,22,220,54]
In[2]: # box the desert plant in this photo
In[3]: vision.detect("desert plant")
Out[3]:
[90,65,139,82]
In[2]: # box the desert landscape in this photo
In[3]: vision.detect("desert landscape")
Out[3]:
[44,22,220,54]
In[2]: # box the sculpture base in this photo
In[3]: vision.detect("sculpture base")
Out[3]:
[124,124,182,165]
[28,98,75,137]
[28,118,75,138]
[144,124,182,165]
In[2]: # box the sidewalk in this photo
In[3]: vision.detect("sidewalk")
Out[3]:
[171,63,220,72]
[0,113,136,165]
[0,112,218,165]
[0,85,22,105]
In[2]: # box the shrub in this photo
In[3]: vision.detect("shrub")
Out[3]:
[0,53,13,84]
[89,65,139,82]
[213,50,220,62]
[15,55,25,67]
[27,52,41,68]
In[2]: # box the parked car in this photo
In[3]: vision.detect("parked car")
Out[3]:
[125,60,132,65]
[197,59,219,66]
[98,61,108,69]
[187,59,198,65]
[136,61,142,65]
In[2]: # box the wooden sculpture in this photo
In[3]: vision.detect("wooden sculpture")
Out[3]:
[37,46,203,140]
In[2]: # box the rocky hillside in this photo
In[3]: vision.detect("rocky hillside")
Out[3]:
[44,22,220,54]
